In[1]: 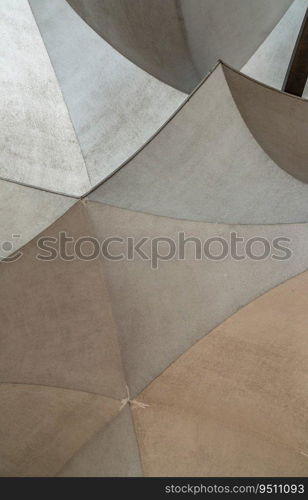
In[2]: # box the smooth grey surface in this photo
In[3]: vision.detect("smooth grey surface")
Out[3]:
[66,0,292,93]
[89,64,308,224]
[0,179,75,260]
[242,0,308,90]
[30,0,185,186]
[0,0,90,196]
[88,202,308,396]
[58,406,143,477]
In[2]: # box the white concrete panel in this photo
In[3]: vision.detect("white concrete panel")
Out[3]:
[29,0,185,186]
[0,0,90,195]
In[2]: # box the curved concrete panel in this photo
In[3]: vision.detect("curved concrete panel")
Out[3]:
[0,203,126,400]
[87,202,308,396]
[1,200,308,475]
[242,0,308,90]
[58,407,143,477]
[132,271,308,476]
[223,64,308,184]
[0,0,90,196]
[89,64,308,225]
[0,180,75,260]
[29,0,185,186]
[66,0,292,93]
[0,384,120,477]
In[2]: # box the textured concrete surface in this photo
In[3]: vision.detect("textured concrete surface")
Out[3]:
[0,0,90,196]
[30,0,185,186]
[224,65,308,184]
[0,384,120,477]
[67,0,292,92]
[88,202,308,396]
[90,64,308,224]
[58,407,143,477]
[242,0,308,90]
[1,1,307,477]
[0,203,126,399]
[0,179,75,260]
[132,271,308,476]
[1,198,308,476]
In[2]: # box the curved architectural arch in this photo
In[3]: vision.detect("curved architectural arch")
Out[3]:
[66,0,293,92]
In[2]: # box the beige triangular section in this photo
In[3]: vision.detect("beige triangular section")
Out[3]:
[132,271,308,476]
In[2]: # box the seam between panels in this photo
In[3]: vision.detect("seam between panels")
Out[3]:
[74,202,146,477]
[81,61,308,201]
[128,405,145,477]
[80,63,218,199]
[82,200,145,476]
[0,200,80,263]
[55,405,145,477]
[0,174,81,199]
[87,198,308,228]
[54,407,122,477]
[0,381,122,403]
[27,0,93,188]
[81,200,130,399]
[131,267,308,400]
[221,64,308,189]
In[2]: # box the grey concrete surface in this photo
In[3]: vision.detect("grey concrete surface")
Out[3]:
[223,65,308,183]
[58,407,143,477]
[89,64,308,224]
[0,0,90,196]
[29,0,185,186]
[0,179,75,260]
[242,0,308,90]
[88,202,308,396]
[66,0,292,93]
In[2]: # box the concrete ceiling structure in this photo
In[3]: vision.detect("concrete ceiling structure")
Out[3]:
[1,0,308,479]
[1,201,308,476]
[66,0,293,93]
[29,0,185,187]
[91,63,308,224]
